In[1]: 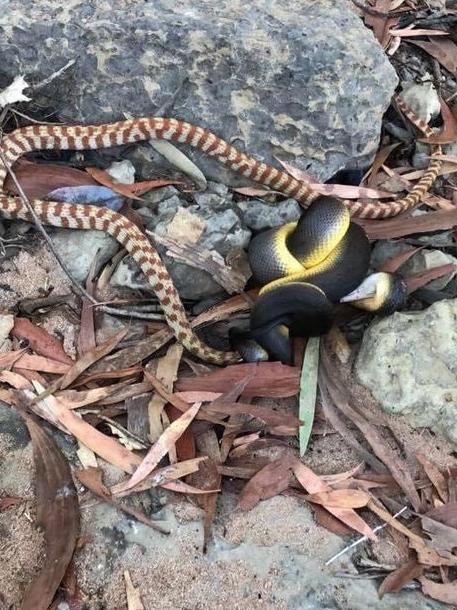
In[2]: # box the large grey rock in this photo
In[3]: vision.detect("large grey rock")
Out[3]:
[356,300,457,446]
[0,0,397,184]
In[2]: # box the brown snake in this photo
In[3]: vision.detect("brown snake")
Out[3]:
[0,95,442,364]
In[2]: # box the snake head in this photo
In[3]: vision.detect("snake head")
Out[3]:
[340,272,408,315]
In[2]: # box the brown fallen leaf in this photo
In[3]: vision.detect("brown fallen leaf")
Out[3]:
[312,503,354,537]
[12,318,73,365]
[420,577,457,604]
[4,158,98,199]
[378,246,422,273]
[378,559,423,598]
[56,328,128,390]
[188,451,220,552]
[427,502,457,528]
[405,263,456,294]
[389,27,448,36]
[124,570,145,610]
[147,343,183,445]
[0,349,26,370]
[86,166,144,201]
[20,412,80,610]
[75,467,169,535]
[128,178,185,195]
[303,489,370,509]
[0,370,33,390]
[366,142,400,187]
[78,259,97,356]
[293,460,376,539]
[410,38,457,76]
[112,401,202,495]
[238,455,294,511]
[357,208,457,240]
[416,452,448,503]
[0,495,23,511]
[176,363,300,398]
[111,458,207,496]
[7,352,69,374]
[205,401,300,436]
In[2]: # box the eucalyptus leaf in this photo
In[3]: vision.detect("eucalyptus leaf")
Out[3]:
[299,336,320,456]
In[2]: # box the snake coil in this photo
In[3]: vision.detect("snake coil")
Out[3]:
[231,196,408,363]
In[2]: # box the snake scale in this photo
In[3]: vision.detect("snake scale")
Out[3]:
[0,95,442,364]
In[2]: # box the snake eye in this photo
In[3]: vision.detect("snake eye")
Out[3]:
[340,272,408,315]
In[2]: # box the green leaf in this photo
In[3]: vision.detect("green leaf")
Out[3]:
[299,336,320,456]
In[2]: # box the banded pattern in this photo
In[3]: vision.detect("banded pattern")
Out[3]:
[0,99,441,362]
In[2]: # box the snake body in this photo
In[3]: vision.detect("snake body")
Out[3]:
[0,96,441,363]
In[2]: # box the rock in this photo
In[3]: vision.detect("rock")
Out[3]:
[401,82,441,123]
[141,186,180,208]
[370,241,457,290]
[237,198,302,230]
[49,229,120,283]
[111,195,251,300]
[0,0,397,184]
[0,314,14,353]
[106,160,135,184]
[356,300,457,446]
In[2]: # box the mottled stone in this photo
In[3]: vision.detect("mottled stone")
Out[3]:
[0,0,397,185]
[356,300,457,447]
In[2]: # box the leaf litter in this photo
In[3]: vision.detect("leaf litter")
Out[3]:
[2,11,457,607]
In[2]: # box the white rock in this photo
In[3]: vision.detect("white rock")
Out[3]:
[106,160,136,184]
[356,300,457,446]
[401,81,441,123]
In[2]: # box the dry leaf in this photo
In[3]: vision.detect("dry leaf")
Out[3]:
[112,400,202,495]
[410,38,457,75]
[20,413,79,610]
[0,370,33,390]
[357,208,457,240]
[75,467,170,534]
[11,318,73,364]
[293,460,376,539]
[379,246,422,273]
[378,559,423,598]
[420,577,457,604]
[389,27,448,36]
[4,158,98,200]
[124,570,145,610]
[56,328,128,390]
[416,452,448,503]
[86,166,143,201]
[304,489,370,509]
[405,263,456,294]
[176,362,300,398]
[0,495,23,511]
[187,455,220,552]
[238,455,294,511]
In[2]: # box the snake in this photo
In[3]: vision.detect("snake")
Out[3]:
[0,95,441,364]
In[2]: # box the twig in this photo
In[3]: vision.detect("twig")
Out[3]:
[325,506,408,566]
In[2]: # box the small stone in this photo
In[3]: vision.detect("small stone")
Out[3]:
[50,229,119,283]
[237,198,302,230]
[106,159,135,184]
[143,186,179,207]
[401,81,441,123]
[193,191,229,212]
[370,241,457,290]
[207,181,230,197]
